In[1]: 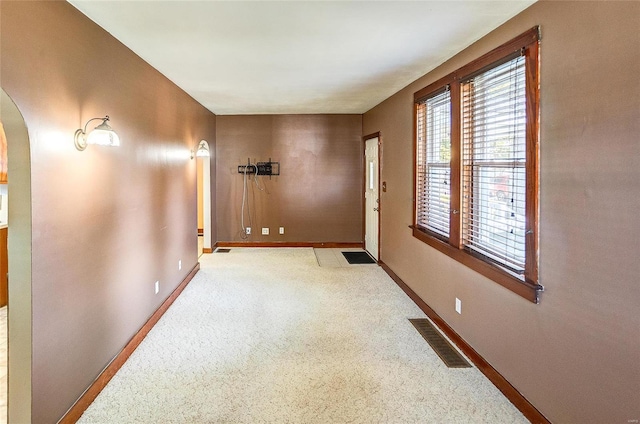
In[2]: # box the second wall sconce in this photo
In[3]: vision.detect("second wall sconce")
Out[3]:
[191,140,210,159]
[74,115,120,151]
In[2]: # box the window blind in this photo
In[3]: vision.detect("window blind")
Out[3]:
[461,56,527,273]
[416,89,451,238]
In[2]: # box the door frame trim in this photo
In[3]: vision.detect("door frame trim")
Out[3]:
[363,132,381,262]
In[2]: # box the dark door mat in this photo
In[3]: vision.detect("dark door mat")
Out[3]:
[409,319,471,368]
[342,251,376,264]
[215,248,231,253]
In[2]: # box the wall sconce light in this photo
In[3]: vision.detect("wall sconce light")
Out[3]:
[191,140,210,159]
[74,115,120,151]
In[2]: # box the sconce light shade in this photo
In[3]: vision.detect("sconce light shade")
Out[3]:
[196,140,210,157]
[75,116,120,151]
[191,140,210,159]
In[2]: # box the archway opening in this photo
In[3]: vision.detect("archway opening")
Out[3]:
[197,140,212,254]
[1,88,33,424]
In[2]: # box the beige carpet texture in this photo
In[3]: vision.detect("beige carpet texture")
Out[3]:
[78,248,527,423]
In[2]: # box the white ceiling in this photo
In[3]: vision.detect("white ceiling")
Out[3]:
[68,1,535,115]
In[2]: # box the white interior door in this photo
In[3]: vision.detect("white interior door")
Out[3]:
[365,137,379,260]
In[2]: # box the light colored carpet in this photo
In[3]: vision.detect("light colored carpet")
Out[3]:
[79,248,527,423]
[0,306,5,424]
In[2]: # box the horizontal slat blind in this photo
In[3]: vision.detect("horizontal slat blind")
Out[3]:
[461,56,526,273]
[416,89,451,238]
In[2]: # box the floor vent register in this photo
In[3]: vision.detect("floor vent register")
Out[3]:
[409,318,471,368]
[342,251,376,264]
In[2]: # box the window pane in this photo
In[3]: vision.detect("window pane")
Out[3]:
[462,56,527,273]
[417,89,451,237]
[467,166,526,268]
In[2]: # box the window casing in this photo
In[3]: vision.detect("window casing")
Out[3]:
[413,28,541,302]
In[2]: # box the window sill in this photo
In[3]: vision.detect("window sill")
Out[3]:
[411,226,542,303]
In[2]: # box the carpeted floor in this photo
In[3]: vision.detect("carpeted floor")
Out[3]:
[79,248,527,423]
[0,307,5,424]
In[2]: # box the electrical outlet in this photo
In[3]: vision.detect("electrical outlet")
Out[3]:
[279,227,285,235]
[262,227,269,235]
[178,260,182,271]
[155,281,160,295]
[246,227,251,235]
[455,298,462,314]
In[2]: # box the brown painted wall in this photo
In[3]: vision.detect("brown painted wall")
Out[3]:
[363,1,640,422]
[0,2,216,422]
[216,115,363,243]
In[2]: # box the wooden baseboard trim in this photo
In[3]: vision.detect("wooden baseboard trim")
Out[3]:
[59,263,201,424]
[216,241,363,248]
[379,262,550,424]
